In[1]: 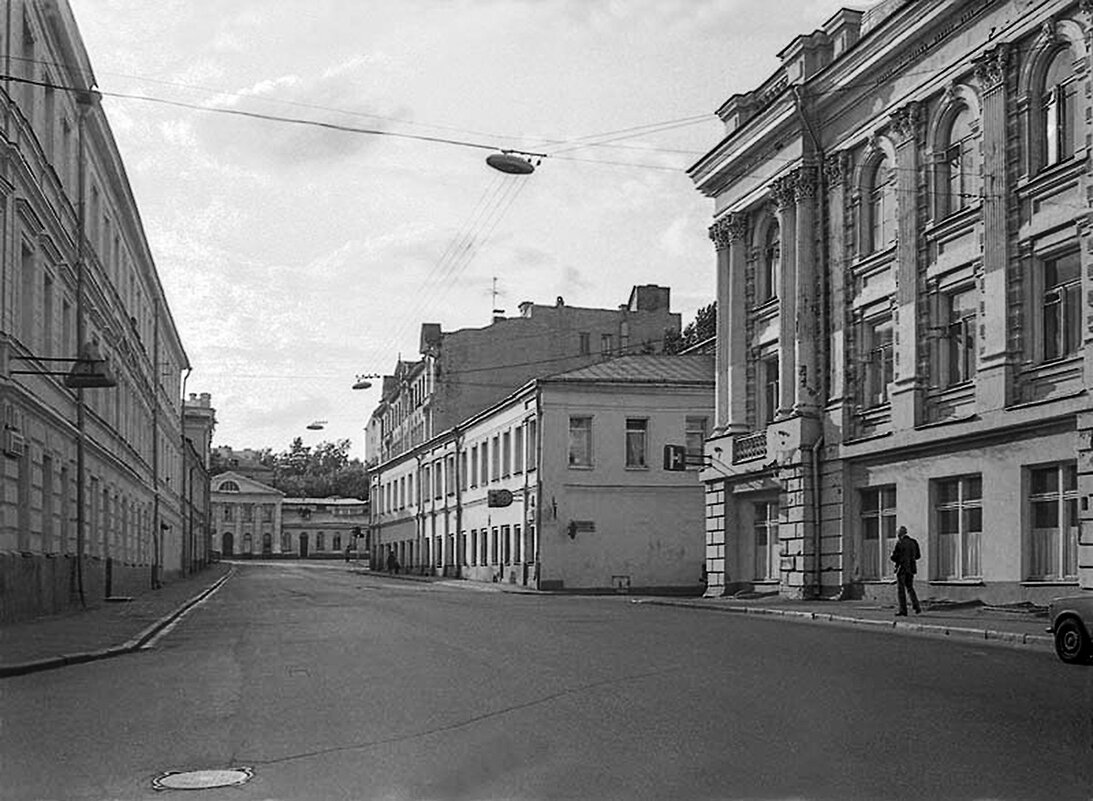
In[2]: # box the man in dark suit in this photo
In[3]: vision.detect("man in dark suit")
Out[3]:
[890,525,922,616]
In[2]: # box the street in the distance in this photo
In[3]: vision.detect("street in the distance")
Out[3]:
[4,561,1092,801]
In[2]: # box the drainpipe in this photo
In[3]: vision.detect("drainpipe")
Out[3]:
[810,436,824,598]
[180,367,190,573]
[453,427,462,579]
[533,381,543,588]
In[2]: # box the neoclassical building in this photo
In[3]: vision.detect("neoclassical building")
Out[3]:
[1,0,194,620]
[691,0,1092,603]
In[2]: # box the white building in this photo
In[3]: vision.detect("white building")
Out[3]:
[372,355,714,593]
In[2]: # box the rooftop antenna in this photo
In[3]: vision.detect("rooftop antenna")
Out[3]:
[491,276,505,319]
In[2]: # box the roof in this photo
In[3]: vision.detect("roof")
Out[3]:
[210,471,282,496]
[542,354,714,386]
[283,497,368,506]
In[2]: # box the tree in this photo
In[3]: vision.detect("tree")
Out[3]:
[665,301,716,354]
[268,438,368,499]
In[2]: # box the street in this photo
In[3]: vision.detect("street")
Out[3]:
[3,561,1092,801]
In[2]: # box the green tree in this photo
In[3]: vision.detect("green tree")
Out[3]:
[269,438,368,499]
[665,301,716,354]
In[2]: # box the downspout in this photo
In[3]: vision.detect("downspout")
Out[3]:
[180,367,190,573]
[810,436,824,598]
[793,85,830,600]
[151,297,160,588]
[453,427,462,579]
[533,381,543,589]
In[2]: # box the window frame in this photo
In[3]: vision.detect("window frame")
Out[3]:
[568,416,593,468]
[753,500,780,581]
[934,474,982,580]
[624,417,649,469]
[1027,463,1079,582]
[860,486,897,580]
[860,312,894,409]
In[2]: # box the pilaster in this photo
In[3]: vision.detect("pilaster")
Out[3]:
[771,174,797,419]
[888,101,924,430]
[975,43,1014,412]
[792,164,822,417]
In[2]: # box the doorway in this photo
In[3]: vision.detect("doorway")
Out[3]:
[222,532,234,557]
[299,532,309,558]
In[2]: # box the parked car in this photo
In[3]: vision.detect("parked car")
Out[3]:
[1048,594,1093,664]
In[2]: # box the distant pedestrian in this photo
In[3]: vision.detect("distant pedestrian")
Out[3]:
[890,525,922,616]
[386,551,400,575]
[344,545,352,563]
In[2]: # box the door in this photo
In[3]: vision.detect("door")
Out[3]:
[222,532,234,557]
[299,532,309,558]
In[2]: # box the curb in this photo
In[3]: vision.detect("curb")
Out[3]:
[0,568,235,679]
[633,599,1055,652]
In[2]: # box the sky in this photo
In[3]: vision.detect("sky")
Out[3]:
[68,0,861,459]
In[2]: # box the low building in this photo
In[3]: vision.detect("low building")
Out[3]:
[210,472,283,558]
[281,498,370,560]
[372,354,714,593]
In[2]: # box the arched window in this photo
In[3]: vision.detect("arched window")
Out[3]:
[867,157,895,251]
[942,108,977,216]
[281,532,292,552]
[1042,47,1077,168]
[218,480,240,492]
[760,221,779,302]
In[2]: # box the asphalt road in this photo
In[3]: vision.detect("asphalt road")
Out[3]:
[3,561,1092,801]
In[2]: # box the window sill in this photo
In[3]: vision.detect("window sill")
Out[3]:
[928,580,984,586]
[1021,580,1079,587]
[862,579,896,585]
[842,430,893,446]
[625,466,650,471]
[567,464,594,471]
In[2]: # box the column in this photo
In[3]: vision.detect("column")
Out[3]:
[771,175,797,418]
[824,151,850,406]
[888,101,923,430]
[793,164,821,416]
[708,213,748,434]
[975,44,1013,412]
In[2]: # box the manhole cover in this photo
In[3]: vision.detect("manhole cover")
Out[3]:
[152,767,253,790]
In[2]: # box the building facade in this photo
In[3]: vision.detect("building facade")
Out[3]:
[365,285,682,468]
[690,0,1093,603]
[280,498,369,560]
[209,472,369,560]
[372,354,713,593]
[0,0,193,621]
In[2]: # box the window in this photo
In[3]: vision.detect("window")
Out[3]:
[942,287,977,386]
[242,504,253,522]
[491,526,499,565]
[502,525,511,564]
[867,157,896,251]
[754,501,780,581]
[579,332,590,355]
[935,475,982,579]
[316,533,325,551]
[861,315,894,407]
[685,416,708,467]
[421,465,430,504]
[1042,47,1077,168]
[491,437,500,482]
[218,480,240,492]
[1042,251,1081,361]
[760,222,779,302]
[480,443,489,486]
[502,431,511,476]
[333,535,342,551]
[470,445,478,488]
[281,532,292,552]
[861,486,897,580]
[527,418,538,471]
[460,452,468,491]
[434,461,443,499]
[568,416,593,467]
[760,354,779,426]
[625,418,648,468]
[1028,463,1079,581]
[263,505,273,522]
[601,333,613,356]
[514,426,524,474]
[223,505,233,521]
[470,529,478,566]
[446,455,455,496]
[941,108,976,217]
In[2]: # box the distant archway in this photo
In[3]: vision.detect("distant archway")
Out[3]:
[262,532,272,556]
[299,532,309,558]
[222,532,234,557]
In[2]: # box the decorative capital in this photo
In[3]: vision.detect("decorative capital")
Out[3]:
[793,165,819,201]
[709,213,746,250]
[823,151,847,187]
[770,175,795,209]
[889,101,921,144]
[974,43,1009,92]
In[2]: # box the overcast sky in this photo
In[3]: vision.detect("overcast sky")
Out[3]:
[69,0,860,459]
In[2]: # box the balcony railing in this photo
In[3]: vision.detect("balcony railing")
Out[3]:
[732,431,767,463]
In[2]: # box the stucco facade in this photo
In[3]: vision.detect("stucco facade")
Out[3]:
[691,0,1093,604]
[0,0,193,621]
[371,355,714,593]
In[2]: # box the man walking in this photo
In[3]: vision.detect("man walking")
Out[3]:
[890,525,922,616]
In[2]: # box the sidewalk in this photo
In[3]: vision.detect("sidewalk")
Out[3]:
[0,562,233,677]
[632,593,1056,653]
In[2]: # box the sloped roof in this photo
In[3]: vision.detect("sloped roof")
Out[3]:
[542,354,714,386]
